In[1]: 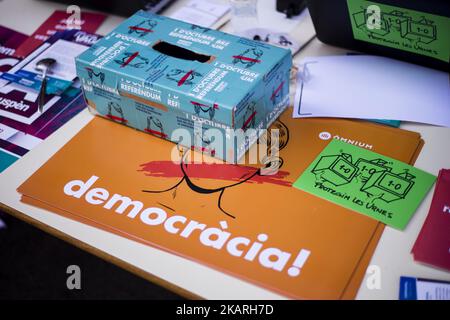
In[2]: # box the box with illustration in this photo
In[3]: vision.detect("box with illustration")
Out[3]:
[75,10,291,162]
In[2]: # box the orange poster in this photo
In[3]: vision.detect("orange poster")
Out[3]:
[18,108,424,299]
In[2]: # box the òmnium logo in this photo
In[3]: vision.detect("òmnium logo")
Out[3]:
[319,131,331,140]
[318,131,373,150]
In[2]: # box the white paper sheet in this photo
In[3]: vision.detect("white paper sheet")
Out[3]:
[21,39,87,82]
[416,279,450,300]
[293,55,450,127]
[0,123,18,140]
[241,28,301,54]
[169,0,230,28]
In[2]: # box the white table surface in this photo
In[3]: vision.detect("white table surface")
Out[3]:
[0,0,449,300]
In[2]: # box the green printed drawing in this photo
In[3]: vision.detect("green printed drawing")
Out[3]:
[361,169,414,203]
[294,139,436,230]
[346,0,450,62]
[312,153,358,186]
[352,10,437,44]
[354,158,389,183]
[313,152,415,204]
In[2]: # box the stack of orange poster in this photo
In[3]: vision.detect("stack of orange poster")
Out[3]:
[18,108,424,299]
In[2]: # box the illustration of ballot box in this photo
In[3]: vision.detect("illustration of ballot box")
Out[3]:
[312,153,358,186]
[408,18,437,44]
[361,170,415,203]
[307,0,449,71]
[355,158,390,182]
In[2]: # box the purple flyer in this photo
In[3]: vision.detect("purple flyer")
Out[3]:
[0,30,96,171]
[0,25,28,57]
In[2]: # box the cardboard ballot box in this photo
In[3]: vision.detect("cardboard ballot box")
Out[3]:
[361,170,415,202]
[76,11,291,162]
[354,158,389,182]
[311,153,358,186]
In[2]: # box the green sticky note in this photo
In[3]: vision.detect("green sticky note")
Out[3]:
[346,0,450,62]
[293,139,436,230]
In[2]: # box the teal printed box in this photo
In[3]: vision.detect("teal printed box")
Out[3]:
[75,11,291,162]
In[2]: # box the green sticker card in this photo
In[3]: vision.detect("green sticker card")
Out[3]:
[346,0,450,62]
[293,139,436,230]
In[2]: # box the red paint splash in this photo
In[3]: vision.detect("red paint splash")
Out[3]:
[106,114,127,123]
[138,161,291,187]
[144,128,168,138]
[232,55,261,63]
[121,51,139,68]
[242,111,256,130]
[190,101,208,107]
[177,70,193,86]
[271,81,285,101]
[190,101,219,111]
[129,26,153,33]
[191,146,216,157]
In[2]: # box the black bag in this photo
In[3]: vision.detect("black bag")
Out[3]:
[307,0,450,71]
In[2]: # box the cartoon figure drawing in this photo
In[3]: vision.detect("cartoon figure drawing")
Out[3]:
[232,48,263,68]
[190,101,219,120]
[257,120,289,176]
[166,69,203,86]
[193,131,216,157]
[106,102,127,124]
[114,51,149,68]
[142,120,290,219]
[278,35,292,46]
[190,25,210,33]
[242,102,256,131]
[145,115,166,138]
[270,73,285,105]
[128,19,157,37]
[85,67,105,84]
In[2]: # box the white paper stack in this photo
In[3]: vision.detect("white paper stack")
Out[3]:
[293,55,450,127]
